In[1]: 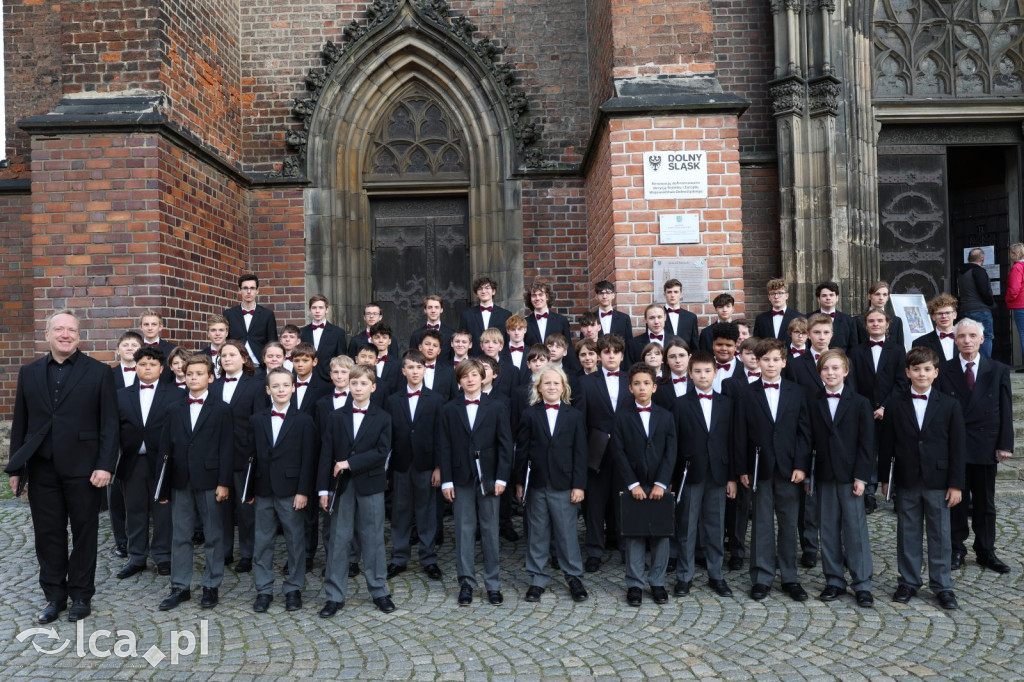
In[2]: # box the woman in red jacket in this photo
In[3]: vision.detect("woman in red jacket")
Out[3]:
[1006,242,1024,370]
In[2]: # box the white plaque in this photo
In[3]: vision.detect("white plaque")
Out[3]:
[653,258,708,304]
[659,214,699,244]
[643,151,708,200]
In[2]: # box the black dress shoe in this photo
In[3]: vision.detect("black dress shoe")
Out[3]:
[727,556,743,571]
[951,550,966,570]
[978,553,1011,574]
[500,526,520,542]
[374,595,397,613]
[568,577,588,602]
[348,562,360,578]
[319,600,343,618]
[892,585,917,603]
[253,594,272,613]
[235,558,252,573]
[525,585,545,602]
[855,591,874,607]
[782,582,808,602]
[818,585,846,602]
[200,587,218,608]
[159,588,191,611]
[651,586,668,604]
[626,587,643,606]
[674,580,692,597]
[113,543,128,558]
[68,599,91,622]
[800,551,818,568]
[157,562,171,576]
[750,583,770,600]
[424,564,443,580]
[709,579,733,597]
[864,494,877,514]
[487,590,504,605]
[285,591,302,612]
[117,562,146,579]
[458,584,473,605]
[936,590,959,610]
[386,563,407,579]
[38,600,66,624]
[584,557,601,573]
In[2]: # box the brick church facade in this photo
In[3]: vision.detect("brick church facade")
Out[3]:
[2,0,1023,412]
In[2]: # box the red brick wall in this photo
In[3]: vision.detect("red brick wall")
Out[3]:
[586,0,614,125]
[585,124,616,288]
[611,0,715,77]
[0,193,35,409]
[739,164,780,316]
[248,187,307,327]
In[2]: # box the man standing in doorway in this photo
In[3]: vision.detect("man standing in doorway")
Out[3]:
[957,248,995,358]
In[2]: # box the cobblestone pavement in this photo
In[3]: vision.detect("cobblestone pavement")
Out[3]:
[1,488,1023,681]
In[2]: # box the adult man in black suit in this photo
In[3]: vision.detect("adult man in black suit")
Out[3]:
[912,294,959,363]
[6,310,119,624]
[409,294,456,362]
[937,319,1013,573]
[663,279,700,352]
[224,274,279,368]
[524,280,572,348]
[815,281,864,352]
[460,276,512,353]
[753,278,803,348]
[627,304,674,366]
[300,294,347,381]
[594,280,633,340]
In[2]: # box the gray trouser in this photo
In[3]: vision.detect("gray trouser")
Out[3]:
[819,480,872,592]
[222,469,255,560]
[896,484,953,593]
[253,495,307,596]
[525,487,584,587]
[453,484,501,591]
[323,487,388,602]
[170,488,224,590]
[390,467,438,568]
[121,458,171,566]
[675,480,726,584]
[749,472,801,587]
[624,535,670,589]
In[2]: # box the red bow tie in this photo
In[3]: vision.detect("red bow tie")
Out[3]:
[649,334,663,341]
[175,381,186,387]
[510,346,524,353]
[296,381,309,387]
[407,390,421,398]
[813,353,821,361]
[188,398,204,405]
[352,407,367,414]
[465,399,480,405]
[636,406,652,412]
[747,371,760,378]
[334,391,347,399]
[535,312,549,319]
[123,366,136,372]
[209,349,218,356]
[822,311,836,319]
[365,331,371,339]
[606,371,620,378]
[716,363,731,370]
[144,342,159,348]
[284,355,292,361]
[698,393,713,400]
[911,393,927,401]
[271,410,286,418]
[223,376,238,382]
[825,392,841,399]
[453,360,461,367]
[427,324,440,330]
[762,382,780,390]
[600,310,614,318]
[666,308,682,315]
[140,384,155,390]
[545,403,559,410]
[243,309,255,316]
[424,363,435,369]
[311,323,325,330]
[377,356,388,363]
[673,376,687,384]
[870,340,885,348]
[771,310,786,317]
[939,332,955,340]
[480,306,492,312]
[790,348,805,356]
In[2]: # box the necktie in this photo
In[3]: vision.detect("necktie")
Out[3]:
[601,311,614,318]
[771,310,785,317]
[716,362,730,370]
[649,333,663,341]
[296,381,309,387]
[869,340,885,348]
[939,332,955,340]
[698,393,712,400]
[311,323,325,330]
[825,392,841,399]
[352,407,367,414]
[465,399,480,405]
[223,376,238,382]
[535,313,549,319]
[334,391,347,399]
[271,410,286,418]
[965,361,976,391]
[243,309,254,316]
[480,306,492,312]
[636,406,652,412]
[545,403,559,410]
[140,384,155,390]
[790,348,805,356]
[124,366,136,372]
[747,371,761,378]
[762,382,779,390]
[673,376,687,384]
[407,390,421,398]
[188,398,204,405]
[510,346,524,353]
[606,371,619,378]
[666,308,682,315]
[424,363,435,369]
[911,393,927,401]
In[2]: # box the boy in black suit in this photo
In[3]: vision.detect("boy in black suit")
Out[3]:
[250,368,318,613]
[720,336,760,570]
[655,338,691,409]
[503,315,528,371]
[279,325,301,373]
[579,312,601,342]
[611,363,678,606]
[197,314,229,377]
[815,281,863,352]
[438,358,513,606]
[709,322,741,392]
[224,274,279,368]
[369,322,401,392]
[409,294,455,362]
[787,317,809,359]
[811,349,875,607]
[354,345,388,406]
[753,278,803,348]
[627,304,671,366]
[545,333,582,393]
[115,346,184,579]
[418,329,455,400]
[594,280,632,340]
[138,309,178,383]
[515,365,589,603]
[912,293,958,362]
[663,279,700,351]
[346,302,383,358]
[167,346,190,389]
[524,280,572,347]
[385,350,444,580]
[300,294,347,381]
[879,347,965,610]
[317,364,395,616]
[737,338,812,602]
[480,327,514,401]
[576,337,600,376]
[109,330,142,557]
[699,294,736,351]
[460,276,512,352]
[291,343,332,417]
[158,354,233,611]
[786,313,833,397]
[112,331,143,390]
[673,351,739,598]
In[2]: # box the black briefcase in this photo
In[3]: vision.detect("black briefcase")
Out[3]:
[618,491,675,538]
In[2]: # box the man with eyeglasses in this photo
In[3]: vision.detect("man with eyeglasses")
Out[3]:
[347,302,395,359]
[912,294,959,362]
[224,274,279,368]
[753,279,804,348]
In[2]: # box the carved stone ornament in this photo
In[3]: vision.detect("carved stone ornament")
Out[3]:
[275,0,543,177]
[770,79,807,116]
[808,77,842,116]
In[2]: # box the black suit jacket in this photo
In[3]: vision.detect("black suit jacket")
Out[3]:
[437,394,513,491]
[292,373,333,418]
[250,406,318,498]
[111,364,138,391]
[7,350,120,478]
[525,311,572,348]
[159,396,234,491]
[856,314,905,349]
[784,350,827,402]
[937,357,1013,465]
[224,304,279,365]
[848,341,907,410]
[317,403,391,496]
[116,380,186,481]
[610,403,677,490]
[514,402,588,491]
[424,361,456,401]
[596,309,632,341]
[385,387,444,472]
[210,373,265,470]
[673,390,739,487]
[143,339,179,384]
[300,322,347,381]
[809,388,875,484]
[737,379,812,481]
[753,308,804,348]
[345,330,396,360]
[878,390,966,490]
[627,331,672,367]
[576,369,633,470]
[459,305,512,353]
[409,323,455,362]
[665,308,700,352]
[822,311,864,352]
[912,330,956,362]
[313,391,349,434]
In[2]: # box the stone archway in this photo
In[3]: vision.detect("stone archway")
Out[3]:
[300,0,526,330]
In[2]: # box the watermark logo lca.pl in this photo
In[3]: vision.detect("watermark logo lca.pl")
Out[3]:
[17,619,209,667]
